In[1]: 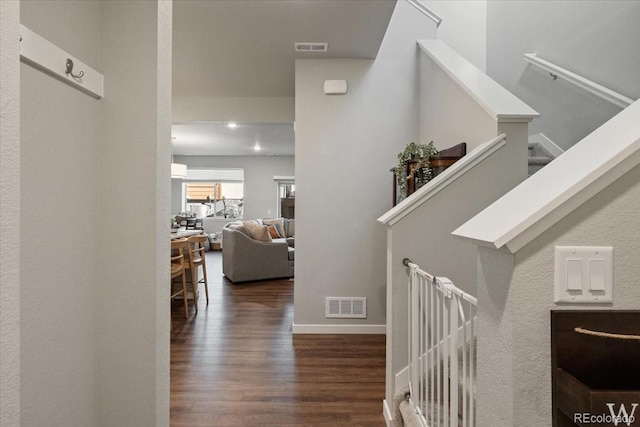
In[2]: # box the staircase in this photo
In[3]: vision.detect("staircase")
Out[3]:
[528,133,563,176]
[528,141,554,176]
[382,38,539,427]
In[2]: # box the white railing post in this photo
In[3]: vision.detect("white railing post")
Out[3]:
[470,303,476,427]
[429,275,435,424]
[419,274,426,418]
[449,291,459,426]
[409,268,418,400]
[443,289,449,427]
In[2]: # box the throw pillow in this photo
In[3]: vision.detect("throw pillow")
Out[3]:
[228,223,249,237]
[243,221,272,242]
[262,218,285,238]
[267,225,281,239]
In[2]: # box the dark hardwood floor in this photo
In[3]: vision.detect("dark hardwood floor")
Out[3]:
[170,252,386,427]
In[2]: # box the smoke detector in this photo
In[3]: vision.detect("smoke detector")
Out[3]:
[295,42,328,53]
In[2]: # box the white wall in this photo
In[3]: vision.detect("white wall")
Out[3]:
[172,155,294,220]
[173,95,294,123]
[487,0,640,150]
[97,1,171,425]
[475,163,640,426]
[419,53,496,149]
[0,1,20,425]
[171,177,184,214]
[422,0,487,71]
[20,2,101,425]
[14,2,172,426]
[293,1,437,331]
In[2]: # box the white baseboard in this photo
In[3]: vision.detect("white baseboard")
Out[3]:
[529,132,564,158]
[383,399,394,427]
[291,323,386,334]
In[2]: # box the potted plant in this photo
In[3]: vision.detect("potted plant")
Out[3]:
[395,141,438,201]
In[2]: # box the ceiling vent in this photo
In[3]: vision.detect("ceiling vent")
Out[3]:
[295,42,328,53]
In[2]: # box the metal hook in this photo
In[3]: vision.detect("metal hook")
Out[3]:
[549,72,558,80]
[65,59,84,79]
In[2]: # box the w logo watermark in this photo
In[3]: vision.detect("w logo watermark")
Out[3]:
[606,403,639,426]
[574,403,638,426]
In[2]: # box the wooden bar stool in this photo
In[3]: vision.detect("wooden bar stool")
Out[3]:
[186,234,210,313]
[171,238,189,320]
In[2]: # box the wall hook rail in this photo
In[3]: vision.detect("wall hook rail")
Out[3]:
[19,24,103,99]
[65,59,84,79]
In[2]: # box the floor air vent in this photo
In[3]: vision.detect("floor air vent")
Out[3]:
[325,297,366,319]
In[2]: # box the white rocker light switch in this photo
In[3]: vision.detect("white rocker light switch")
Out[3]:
[554,246,613,304]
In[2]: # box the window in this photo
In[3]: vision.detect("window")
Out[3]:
[186,182,222,202]
[182,169,244,218]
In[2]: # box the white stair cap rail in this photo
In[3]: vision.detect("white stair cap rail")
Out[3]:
[524,53,635,109]
[378,134,507,226]
[453,99,640,253]
[19,24,104,99]
[419,40,539,123]
[406,0,442,28]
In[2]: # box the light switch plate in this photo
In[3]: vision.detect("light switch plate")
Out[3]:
[554,246,613,304]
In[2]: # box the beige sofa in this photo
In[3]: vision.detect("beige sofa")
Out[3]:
[222,219,294,283]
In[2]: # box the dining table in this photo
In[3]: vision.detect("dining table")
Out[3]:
[170,229,204,240]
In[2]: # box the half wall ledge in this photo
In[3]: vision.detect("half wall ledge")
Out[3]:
[418,39,539,124]
[452,99,640,254]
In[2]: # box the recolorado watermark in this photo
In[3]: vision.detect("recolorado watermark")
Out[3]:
[574,403,638,426]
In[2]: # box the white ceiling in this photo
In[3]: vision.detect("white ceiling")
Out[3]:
[173,0,397,97]
[172,0,396,155]
[172,122,294,156]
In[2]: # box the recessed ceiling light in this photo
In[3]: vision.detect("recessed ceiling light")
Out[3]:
[228,122,237,129]
[254,143,261,151]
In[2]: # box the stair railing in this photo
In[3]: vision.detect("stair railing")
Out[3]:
[524,53,635,109]
[406,0,443,28]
